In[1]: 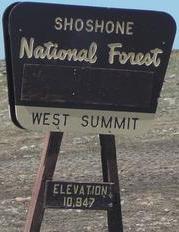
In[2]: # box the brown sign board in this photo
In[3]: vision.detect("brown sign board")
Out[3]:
[3,2,176,134]
[44,181,114,210]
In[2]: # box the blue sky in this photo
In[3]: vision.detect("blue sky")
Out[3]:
[0,0,179,59]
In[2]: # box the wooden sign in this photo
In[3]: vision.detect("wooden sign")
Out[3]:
[44,181,114,210]
[3,2,176,134]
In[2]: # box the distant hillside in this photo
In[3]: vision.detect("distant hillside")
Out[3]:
[166,50,179,79]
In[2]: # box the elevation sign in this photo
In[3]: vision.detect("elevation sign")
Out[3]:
[44,181,114,210]
[3,2,176,134]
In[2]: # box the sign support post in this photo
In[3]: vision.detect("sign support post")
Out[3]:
[100,135,123,232]
[24,132,63,232]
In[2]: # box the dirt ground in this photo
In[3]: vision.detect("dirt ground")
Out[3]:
[0,51,179,232]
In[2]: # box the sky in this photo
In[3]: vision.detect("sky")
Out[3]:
[0,0,179,59]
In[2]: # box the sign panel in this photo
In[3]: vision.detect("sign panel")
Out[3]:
[44,181,114,210]
[3,2,176,134]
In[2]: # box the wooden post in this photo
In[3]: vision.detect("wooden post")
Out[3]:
[100,135,123,232]
[24,132,63,232]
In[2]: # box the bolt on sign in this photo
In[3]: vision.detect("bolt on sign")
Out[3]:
[3,2,176,135]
